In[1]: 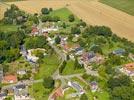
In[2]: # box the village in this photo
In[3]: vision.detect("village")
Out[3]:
[0,4,134,100]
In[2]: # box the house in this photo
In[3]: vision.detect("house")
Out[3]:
[14,90,31,100]
[31,27,39,36]
[2,75,17,84]
[75,47,84,56]
[82,51,95,62]
[15,84,26,91]
[51,87,64,100]
[68,81,84,94]
[41,26,58,34]
[17,70,26,75]
[14,85,31,100]
[0,92,7,100]
[90,81,98,92]
[120,63,134,77]
[26,50,39,63]
[112,49,125,55]
[20,45,28,57]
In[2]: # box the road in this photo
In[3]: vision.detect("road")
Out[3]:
[2,79,43,90]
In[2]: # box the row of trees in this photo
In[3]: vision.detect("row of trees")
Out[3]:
[41,8,53,15]
[41,15,60,22]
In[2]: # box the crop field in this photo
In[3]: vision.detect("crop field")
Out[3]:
[0,0,134,42]
[0,3,10,19]
[99,0,134,16]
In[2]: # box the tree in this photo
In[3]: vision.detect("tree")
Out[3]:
[43,76,55,89]
[74,58,82,69]
[55,36,61,44]
[62,22,66,28]
[11,4,19,11]
[107,75,131,90]
[68,14,75,22]
[41,15,52,22]
[111,86,134,100]
[71,27,81,34]
[83,26,112,37]
[49,8,53,12]
[25,36,47,49]
[80,93,88,100]
[41,8,49,14]
[90,45,103,54]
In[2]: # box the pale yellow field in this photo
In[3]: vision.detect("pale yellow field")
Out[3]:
[0,0,134,42]
[0,3,9,19]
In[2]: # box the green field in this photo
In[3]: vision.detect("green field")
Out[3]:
[34,54,60,79]
[29,82,51,100]
[0,23,18,32]
[99,0,134,15]
[50,8,78,21]
[62,60,85,75]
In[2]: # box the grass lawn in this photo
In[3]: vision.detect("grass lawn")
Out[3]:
[94,91,110,100]
[29,82,51,100]
[62,60,85,75]
[0,23,18,32]
[34,54,60,79]
[99,0,134,15]
[50,8,78,21]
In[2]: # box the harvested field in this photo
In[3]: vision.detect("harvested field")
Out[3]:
[0,3,10,19]
[68,0,134,42]
[0,0,134,42]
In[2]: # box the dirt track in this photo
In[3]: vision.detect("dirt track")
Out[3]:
[1,0,134,42]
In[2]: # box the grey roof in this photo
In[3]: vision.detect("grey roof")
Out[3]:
[15,84,26,90]
[0,93,7,97]
[71,82,83,93]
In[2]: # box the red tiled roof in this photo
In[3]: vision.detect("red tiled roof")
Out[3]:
[52,87,63,100]
[31,27,39,33]
[124,63,134,71]
[3,75,17,83]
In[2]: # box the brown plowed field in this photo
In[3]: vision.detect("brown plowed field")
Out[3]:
[0,0,134,41]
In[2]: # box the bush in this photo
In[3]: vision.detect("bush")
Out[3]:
[41,8,49,14]
[55,36,61,44]
[68,14,75,22]
[43,76,55,89]
[71,26,81,34]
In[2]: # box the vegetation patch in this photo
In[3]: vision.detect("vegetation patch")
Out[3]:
[29,82,51,100]
[34,54,60,79]
[62,60,85,75]
[99,0,134,15]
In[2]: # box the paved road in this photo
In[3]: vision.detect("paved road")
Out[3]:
[2,79,43,90]
[48,41,66,61]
